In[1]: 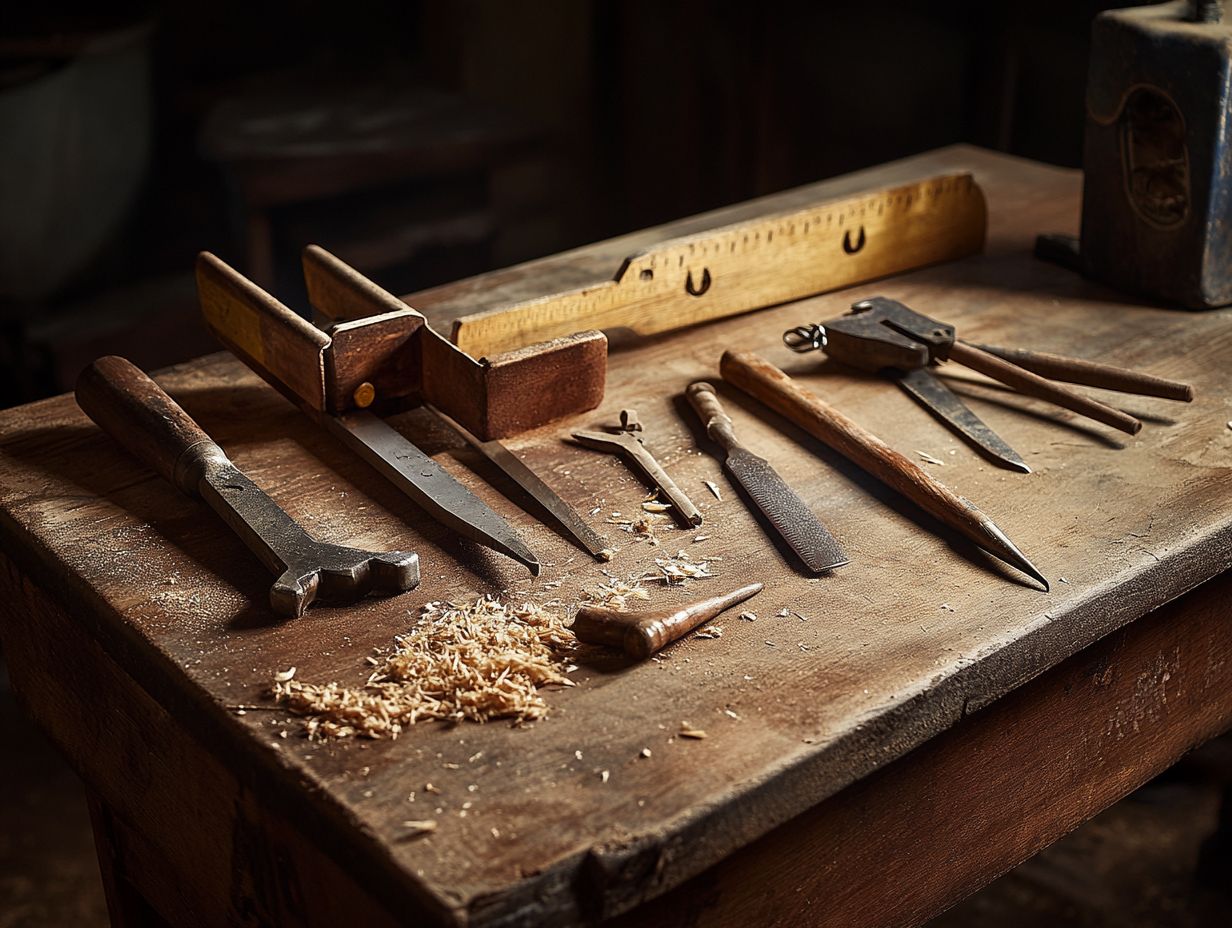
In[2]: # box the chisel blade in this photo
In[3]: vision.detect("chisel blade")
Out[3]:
[895,367,1030,474]
[429,406,614,561]
[724,448,849,573]
[325,411,540,575]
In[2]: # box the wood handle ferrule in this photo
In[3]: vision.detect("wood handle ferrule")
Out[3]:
[76,356,226,497]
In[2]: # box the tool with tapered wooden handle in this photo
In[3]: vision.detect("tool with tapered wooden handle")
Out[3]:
[76,356,420,616]
[572,583,764,658]
[451,173,986,358]
[686,382,847,573]
[721,351,1048,591]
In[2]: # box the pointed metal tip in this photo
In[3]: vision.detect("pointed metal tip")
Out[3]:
[1010,461,1033,474]
[979,518,1048,592]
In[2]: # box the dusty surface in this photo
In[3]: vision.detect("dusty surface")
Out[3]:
[0,146,1230,924]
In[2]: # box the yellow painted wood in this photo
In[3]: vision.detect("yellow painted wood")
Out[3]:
[451,173,986,358]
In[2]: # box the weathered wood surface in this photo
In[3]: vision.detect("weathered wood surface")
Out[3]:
[1,146,1231,925]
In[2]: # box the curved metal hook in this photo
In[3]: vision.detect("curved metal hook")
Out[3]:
[842,226,866,255]
[783,324,826,352]
[685,267,712,296]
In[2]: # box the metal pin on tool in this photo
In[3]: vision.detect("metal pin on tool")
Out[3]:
[572,413,702,527]
[76,357,420,617]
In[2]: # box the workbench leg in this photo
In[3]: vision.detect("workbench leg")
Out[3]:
[87,793,170,928]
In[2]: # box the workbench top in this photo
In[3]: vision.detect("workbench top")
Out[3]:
[2,146,1230,926]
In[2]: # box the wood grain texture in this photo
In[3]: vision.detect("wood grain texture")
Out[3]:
[197,252,329,410]
[1,146,1231,926]
[449,173,987,358]
[623,571,1232,927]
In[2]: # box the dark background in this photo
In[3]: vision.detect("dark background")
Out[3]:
[0,0,1145,408]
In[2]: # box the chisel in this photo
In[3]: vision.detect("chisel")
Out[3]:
[686,382,848,573]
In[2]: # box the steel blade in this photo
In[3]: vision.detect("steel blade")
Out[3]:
[430,407,614,561]
[325,411,540,575]
[895,367,1030,473]
[724,449,848,572]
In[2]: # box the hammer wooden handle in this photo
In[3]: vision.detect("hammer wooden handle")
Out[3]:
[948,341,1142,435]
[76,356,225,496]
[969,343,1194,402]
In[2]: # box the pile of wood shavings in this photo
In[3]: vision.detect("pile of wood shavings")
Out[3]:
[271,597,576,739]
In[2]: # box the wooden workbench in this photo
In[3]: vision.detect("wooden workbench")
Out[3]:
[1,146,1230,927]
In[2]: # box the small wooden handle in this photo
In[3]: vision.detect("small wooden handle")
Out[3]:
[948,341,1141,434]
[686,381,739,450]
[76,356,222,496]
[969,343,1194,402]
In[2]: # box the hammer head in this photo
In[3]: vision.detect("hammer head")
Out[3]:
[821,297,956,372]
[272,544,420,618]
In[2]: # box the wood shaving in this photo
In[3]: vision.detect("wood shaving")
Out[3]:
[401,820,437,837]
[694,626,723,639]
[704,480,722,501]
[642,501,672,513]
[271,597,576,739]
[583,576,651,610]
[642,550,716,584]
[680,727,708,739]
[640,747,652,758]
[738,611,757,622]
[916,450,945,465]
[273,667,297,683]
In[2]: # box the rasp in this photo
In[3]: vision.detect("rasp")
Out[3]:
[429,405,614,561]
[685,381,848,573]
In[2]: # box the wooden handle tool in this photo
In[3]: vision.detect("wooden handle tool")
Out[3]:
[968,343,1194,402]
[947,341,1142,435]
[76,356,420,616]
[720,351,1048,590]
[686,381,847,572]
[572,582,763,658]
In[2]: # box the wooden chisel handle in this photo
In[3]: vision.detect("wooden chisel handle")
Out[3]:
[686,381,742,450]
[948,341,1142,435]
[721,351,988,547]
[76,356,225,496]
[968,343,1194,402]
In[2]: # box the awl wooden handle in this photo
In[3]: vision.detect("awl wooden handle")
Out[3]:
[76,356,225,496]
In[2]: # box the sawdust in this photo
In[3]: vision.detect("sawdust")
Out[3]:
[271,597,577,739]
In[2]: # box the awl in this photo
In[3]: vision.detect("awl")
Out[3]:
[686,382,847,573]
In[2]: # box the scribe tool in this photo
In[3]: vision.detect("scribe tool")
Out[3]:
[722,351,1048,591]
[686,382,847,573]
[571,413,702,527]
[76,356,420,617]
[785,297,1194,472]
